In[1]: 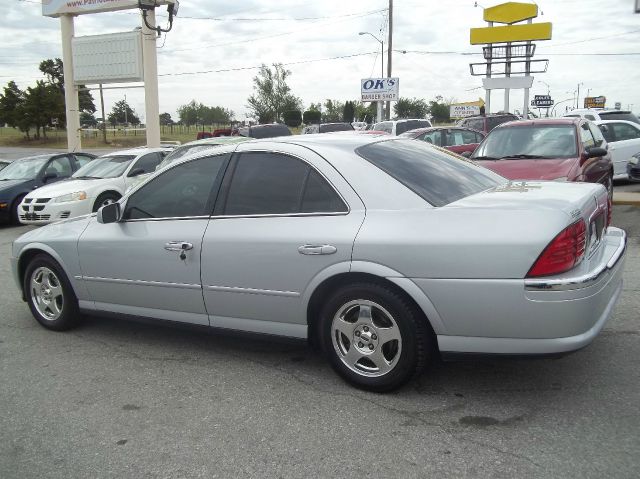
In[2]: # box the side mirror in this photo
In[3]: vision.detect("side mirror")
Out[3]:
[585,146,608,159]
[97,202,121,224]
[43,172,58,183]
[128,168,145,177]
[461,151,472,158]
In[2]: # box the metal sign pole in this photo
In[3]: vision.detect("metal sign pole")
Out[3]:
[60,14,81,152]
[141,9,161,147]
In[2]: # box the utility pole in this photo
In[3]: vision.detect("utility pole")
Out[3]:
[386,0,393,120]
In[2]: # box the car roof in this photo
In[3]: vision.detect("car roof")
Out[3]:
[182,137,249,147]
[403,126,485,136]
[99,147,170,157]
[595,119,639,126]
[496,118,581,129]
[247,132,392,150]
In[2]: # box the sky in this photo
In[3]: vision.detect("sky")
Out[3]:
[1,0,639,122]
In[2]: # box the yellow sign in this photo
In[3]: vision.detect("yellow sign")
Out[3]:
[483,2,538,24]
[470,22,552,44]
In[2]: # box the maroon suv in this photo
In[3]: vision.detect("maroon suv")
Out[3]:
[470,118,614,198]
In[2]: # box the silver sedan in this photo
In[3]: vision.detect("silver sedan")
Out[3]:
[11,135,627,391]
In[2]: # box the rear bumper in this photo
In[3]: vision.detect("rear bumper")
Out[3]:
[431,227,626,355]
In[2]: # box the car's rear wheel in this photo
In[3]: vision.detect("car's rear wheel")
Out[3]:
[320,283,432,392]
[24,254,81,331]
[92,192,120,213]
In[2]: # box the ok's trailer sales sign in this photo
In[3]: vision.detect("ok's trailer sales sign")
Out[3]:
[361,78,400,101]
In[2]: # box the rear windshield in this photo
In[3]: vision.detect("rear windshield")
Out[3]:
[487,115,517,131]
[356,139,504,207]
[598,111,640,124]
[320,123,354,133]
[245,125,292,139]
[396,120,431,135]
[473,125,578,159]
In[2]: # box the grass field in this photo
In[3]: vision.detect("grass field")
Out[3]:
[0,125,239,149]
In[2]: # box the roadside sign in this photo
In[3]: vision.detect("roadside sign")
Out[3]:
[470,22,552,44]
[584,96,606,109]
[42,0,177,17]
[450,105,481,118]
[361,78,399,101]
[531,95,554,107]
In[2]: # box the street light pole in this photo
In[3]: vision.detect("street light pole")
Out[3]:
[359,31,385,123]
[386,0,393,121]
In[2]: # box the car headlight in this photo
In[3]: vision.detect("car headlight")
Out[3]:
[54,191,87,203]
[552,176,568,182]
[630,156,639,165]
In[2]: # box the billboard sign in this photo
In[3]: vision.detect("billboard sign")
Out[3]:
[531,95,554,107]
[584,96,606,109]
[42,0,176,17]
[72,31,143,84]
[450,105,481,118]
[361,78,399,101]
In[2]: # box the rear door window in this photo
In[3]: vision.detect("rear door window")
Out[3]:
[356,139,503,207]
[420,130,442,146]
[222,152,347,215]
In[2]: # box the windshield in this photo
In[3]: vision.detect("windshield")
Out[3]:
[472,125,577,160]
[0,155,49,181]
[157,144,218,170]
[357,139,504,207]
[72,155,136,179]
[320,123,354,133]
[599,111,640,125]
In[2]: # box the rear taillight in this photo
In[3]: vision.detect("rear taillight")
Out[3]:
[527,220,587,278]
[607,196,612,227]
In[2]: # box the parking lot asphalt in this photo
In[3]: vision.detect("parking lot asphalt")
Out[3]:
[0,204,638,478]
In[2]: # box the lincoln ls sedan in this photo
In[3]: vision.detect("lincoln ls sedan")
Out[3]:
[11,135,626,392]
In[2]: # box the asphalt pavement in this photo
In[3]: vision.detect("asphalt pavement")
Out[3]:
[0,201,638,478]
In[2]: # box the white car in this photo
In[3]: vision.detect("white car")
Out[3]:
[563,108,640,125]
[19,147,170,225]
[372,119,433,136]
[596,120,640,180]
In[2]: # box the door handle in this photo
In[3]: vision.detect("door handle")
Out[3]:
[164,241,194,252]
[298,244,337,255]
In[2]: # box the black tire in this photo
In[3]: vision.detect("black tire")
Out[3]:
[24,254,81,331]
[605,172,614,202]
[319,283,433,392]
[92,192,121,213]
[11,194,26,225]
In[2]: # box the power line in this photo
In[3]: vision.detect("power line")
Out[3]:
[158,51,379,78]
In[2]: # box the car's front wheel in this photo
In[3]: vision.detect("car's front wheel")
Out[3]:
[92,192,121,213]
[24,254,81,331]
[320,283,433,392]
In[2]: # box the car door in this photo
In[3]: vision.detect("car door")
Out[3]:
[578,122,609,185]
[200,142,366,338]
[77,153,231,325]
[604,122,640,176]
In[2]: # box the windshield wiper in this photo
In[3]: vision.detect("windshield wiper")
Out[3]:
[74,175,101,180]
[471,155,500,161]
[498,154,551,159]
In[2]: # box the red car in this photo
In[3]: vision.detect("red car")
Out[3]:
[399,127,485,155]
[470,118,613,198]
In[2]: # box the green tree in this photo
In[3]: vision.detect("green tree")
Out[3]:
[107,99,140,126]
[177,100,200,126]
[303,110,321,124]
[394,97,429,119]
[21,81,64,139]
[39,58,96,114]
[427,95,451,123]
[80,111,97,127]
[354,101,377,123]
[283,110,302,127]
[246,64,302,123]
[342,101,356,123]
[159,112,174,125]
[0,81,24,129]
[322,99,344,122]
